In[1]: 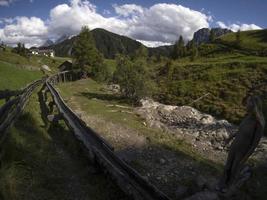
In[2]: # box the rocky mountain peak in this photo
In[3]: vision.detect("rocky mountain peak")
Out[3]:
[193,27,232,45]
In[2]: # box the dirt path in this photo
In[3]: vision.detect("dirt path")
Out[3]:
[64,97,221,199]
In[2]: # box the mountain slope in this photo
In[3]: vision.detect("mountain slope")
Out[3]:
[218,29,267,54]
[45,28,172,58]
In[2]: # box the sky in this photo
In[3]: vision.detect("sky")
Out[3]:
[0,0,265,47]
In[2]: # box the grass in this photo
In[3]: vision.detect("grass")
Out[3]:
[0,61,42,90]
[58,79,222,167]
[0,87,126,200]
[0,49,71,73]
[219,29,267,51]
[58,78,267,199]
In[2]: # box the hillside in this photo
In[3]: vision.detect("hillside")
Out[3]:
[45,28,172,58]
[0,49,70,105]
[217,29,267,55]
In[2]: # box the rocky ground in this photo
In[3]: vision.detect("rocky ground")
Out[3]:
[135,98,237,164]
[135,98,267,164]
[58,81,267,200]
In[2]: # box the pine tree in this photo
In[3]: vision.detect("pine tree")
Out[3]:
[113,55,150,101]
[134,45,148,59]
[190,40,198,61]
[72,26,102,75]
[172,35,186,59]
[236,30,242,47]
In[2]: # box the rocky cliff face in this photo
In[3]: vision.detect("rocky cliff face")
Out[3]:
[193,28,232,45]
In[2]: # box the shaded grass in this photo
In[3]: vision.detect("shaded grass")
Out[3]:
[0,88,126,200]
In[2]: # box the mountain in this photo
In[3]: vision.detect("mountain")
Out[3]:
[91,28,142,58]
[54,34,72,45]
[193,28,232,45]
[41,39,54,47]
[44,28,172,58]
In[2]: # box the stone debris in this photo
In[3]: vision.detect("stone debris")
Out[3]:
[135,98,237,152]
[184,191,219,200]
[106,84,120,93]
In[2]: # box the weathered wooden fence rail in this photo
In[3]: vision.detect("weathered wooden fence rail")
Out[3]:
[0,79,44,144]
[46,71,171,200]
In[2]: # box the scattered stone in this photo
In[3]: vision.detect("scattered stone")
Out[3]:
[184,191,219,200]
[159,158,166,165]
[106,84,120,93]
[175,185,189,199]
[195,175,207,190]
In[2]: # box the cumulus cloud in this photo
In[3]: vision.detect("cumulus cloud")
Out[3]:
[0,0,263,48]
[47,1,211,45]
[0,0,211,47]
[113,4,144,17]
[0,16,48,47]
[216,21,262,32]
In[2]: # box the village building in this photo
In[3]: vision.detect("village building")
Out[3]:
[30,49,55,57]
[58,60,73,72]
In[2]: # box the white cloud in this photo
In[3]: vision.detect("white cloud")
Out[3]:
[113,4,144,17]
[0,0,263,48]
[0,16,48,47]
[47,1,211,45]
[216,21,262,32]
[137,40,172,48]
[0,0,15,6]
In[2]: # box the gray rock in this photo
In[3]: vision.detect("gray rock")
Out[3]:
[193,28,232,45]
[175,185,189,199]
[185,191,219,200]
[195,175,207,190]
[216,129,229,141]
[159,158,166,164]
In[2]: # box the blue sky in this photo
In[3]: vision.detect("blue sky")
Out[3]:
[0,0,265,47]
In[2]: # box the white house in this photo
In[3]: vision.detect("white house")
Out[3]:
[31,49,55,57]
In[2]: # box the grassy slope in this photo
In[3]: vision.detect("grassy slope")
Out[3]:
[0,88,125,200]
[0,49,70,105]
[153,29,267,125]
[219,29,267,51]
[0,61,42,90]
[0,49,71,73]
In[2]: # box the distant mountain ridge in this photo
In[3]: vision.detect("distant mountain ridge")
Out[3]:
[41,39,54,47]
[40,27,234,58]
[42,28,171,58]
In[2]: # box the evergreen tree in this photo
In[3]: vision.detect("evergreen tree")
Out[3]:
[172,36,186,59]
[236,30,242,47]
[134,45,148,59]
[190,40,198,61]
[209,29,215,43]
[113,55,150,101]
[12,42,28,57]
[72,26,103,75]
